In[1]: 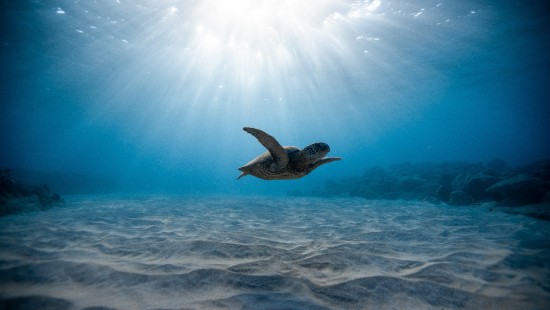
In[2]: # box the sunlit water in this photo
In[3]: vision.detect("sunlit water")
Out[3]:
[1,197,548,309]
[2,1,549,193]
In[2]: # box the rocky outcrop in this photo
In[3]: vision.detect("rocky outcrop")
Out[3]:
[0,169,62,217]
[466,175,500,202]
[293,160,550,220]
[486,175,549,206]
[449,191,472,206]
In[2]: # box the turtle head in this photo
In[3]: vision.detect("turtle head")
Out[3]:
[302,142,330,163]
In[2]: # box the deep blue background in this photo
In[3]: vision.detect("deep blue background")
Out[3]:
[1,0,549,195]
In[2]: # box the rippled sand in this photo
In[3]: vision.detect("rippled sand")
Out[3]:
[0,196,549,309]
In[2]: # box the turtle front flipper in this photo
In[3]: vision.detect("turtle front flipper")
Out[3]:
[308,157,342,173]
[243,127,289,169]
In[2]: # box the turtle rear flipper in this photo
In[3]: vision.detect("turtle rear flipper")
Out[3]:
[243,127,289,169]
[236,167,249,180]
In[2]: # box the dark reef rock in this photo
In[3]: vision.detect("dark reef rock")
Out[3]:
[436,185,451,203]
[486,175,549,206]
[449,191,473,206]
[0,169,63,217]
[466,175,501,202]
[396,176,425,192]
[517,160,550,181]
[299,160,550,220]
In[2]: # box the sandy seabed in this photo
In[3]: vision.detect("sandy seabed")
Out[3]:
[0,196,549,309]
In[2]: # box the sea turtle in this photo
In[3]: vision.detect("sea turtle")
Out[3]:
[237,127,342,180]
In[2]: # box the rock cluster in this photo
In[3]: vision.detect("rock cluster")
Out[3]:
[297,160,550,220]
[0,169,62,217]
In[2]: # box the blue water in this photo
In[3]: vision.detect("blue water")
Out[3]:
[2,0,549,195]
[1,0,550,309]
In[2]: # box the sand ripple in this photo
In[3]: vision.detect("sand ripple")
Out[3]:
[0,196,549,309]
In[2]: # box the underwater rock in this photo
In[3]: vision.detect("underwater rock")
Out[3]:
[414,183,442,203]
[451,172,472,193]
[310,160,550,220]
[484,159,512,176]
[466,175,501,202]
[396,176,425,192]
[517,160,550,181]
[436,185,451,203]
[0,169,63,217]
[449,191,473,206]
[486,175,549,206]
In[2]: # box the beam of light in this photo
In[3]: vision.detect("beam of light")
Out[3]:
[46,0,478,174]
[130,0,389,108]
[78,0,394,148]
